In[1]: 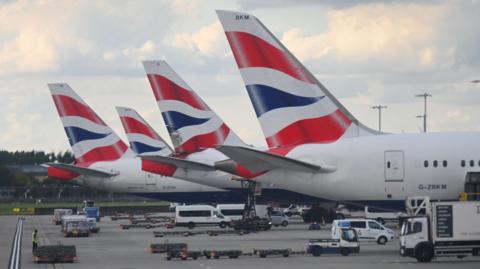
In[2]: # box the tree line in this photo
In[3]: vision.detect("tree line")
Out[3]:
[0,150,74,187]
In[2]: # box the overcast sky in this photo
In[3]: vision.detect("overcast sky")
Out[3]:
[1,0,479,152]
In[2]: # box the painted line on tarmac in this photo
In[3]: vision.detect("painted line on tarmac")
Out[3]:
[8,218,24,269]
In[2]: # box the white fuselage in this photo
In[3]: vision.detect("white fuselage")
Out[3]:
[72,157,225,195]
[172,148,243,189]
[255,132,478,206]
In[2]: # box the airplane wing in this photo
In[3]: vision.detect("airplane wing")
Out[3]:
[216,146,335,174]
[139,155,215,172]
[45,163,117,178]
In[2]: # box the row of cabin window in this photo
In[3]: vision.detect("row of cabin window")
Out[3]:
[424,160,479,168]
[423,160,447,168]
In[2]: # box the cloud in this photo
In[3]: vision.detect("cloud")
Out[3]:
[281,2,447,70]
[0,29,59,75]
[169,0,201,16]
[102,40,156,61]
[237,0,441,10]
[172,21,227,57]
[0,0,175,76]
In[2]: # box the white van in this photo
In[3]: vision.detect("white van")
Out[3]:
[175,205,231,229]
[332,219,395,244]
[216,204,245,220]
[216,204,270,220]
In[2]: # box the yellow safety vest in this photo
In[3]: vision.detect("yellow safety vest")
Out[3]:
[32,232,38,243]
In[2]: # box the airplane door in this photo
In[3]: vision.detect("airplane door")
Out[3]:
[385,151,404,181]
[384,151,405,199]
[145,173,157,190]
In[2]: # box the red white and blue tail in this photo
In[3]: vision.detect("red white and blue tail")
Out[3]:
[143,60,246,154]
[116,106,173,156]
[217,10,379,149]
[49,83,133,165]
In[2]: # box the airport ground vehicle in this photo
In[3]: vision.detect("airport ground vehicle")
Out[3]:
[204,249,242,259]
[33,245,76,263]
[270,210,289,227]
[364,207,407,224]
[87,218,100,233]
[150,243,187,254]
[308,227,360,256]
[332,219,395,244]
[334,205,406,225]
[216,204,246,221]
[61,216,90,237]
[53,209,72,225]
[400,199,480,262]
[255,248,291,258]
[216,204,270,220]
[283,204,309,217]
[175,205,231,229]
[231,217,272,232]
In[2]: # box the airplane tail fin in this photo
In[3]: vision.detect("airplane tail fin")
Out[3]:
[116,106,174,156]
[217,10,379,149]
[48,83,132,165]
[142,60,246,154]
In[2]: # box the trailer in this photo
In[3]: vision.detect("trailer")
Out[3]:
[33,245,76,263]
[53,209,72,225]
[203,249,242,259]
[167,250,203,260]
[120,223,164,230]
[150,243,187,254]
[231,217,271,232]
[61,216,90,237]
[153,229,243,238]
[307,227,359,256]
[254,248,291,258]
[153,230,198,237]
[400,197,480,262]
[110,213,131,221]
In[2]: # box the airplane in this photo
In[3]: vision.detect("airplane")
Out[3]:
[215,10,480,209]
[137,60,320,203]
[46,83,242,203]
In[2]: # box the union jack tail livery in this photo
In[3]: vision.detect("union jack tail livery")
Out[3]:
[143,60,245,154]
[217,10,378,149]
[49,83,133,166]
[116,106,173,156]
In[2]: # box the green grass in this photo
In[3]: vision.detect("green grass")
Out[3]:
[0,201,169,215]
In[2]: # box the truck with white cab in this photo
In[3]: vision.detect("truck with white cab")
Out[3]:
[400,198,480,262]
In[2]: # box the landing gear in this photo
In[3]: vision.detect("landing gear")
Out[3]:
[231,181,272,232]
[241,180,258,220]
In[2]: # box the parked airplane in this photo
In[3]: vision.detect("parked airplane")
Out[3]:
[46,83,239,203]
[138,61,320,203]
[216,10,480,209]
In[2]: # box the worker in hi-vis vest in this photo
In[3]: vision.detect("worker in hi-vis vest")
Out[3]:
[32,229,38,252]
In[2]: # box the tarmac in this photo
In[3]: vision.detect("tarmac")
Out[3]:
[1,214,479,269]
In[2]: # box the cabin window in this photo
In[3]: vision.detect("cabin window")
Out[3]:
[470,160,475,167]
[461,160,466,167]
[424,160,429,168]
[443,160,447,167]
[433,160,438,167]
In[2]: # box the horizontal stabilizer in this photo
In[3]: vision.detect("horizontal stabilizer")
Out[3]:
[45,162,117,178]
[217,146,331,174]
[139,155,215,172]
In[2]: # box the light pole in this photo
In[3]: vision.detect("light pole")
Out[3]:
[371,105,387,132]
[415,93,432,132]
